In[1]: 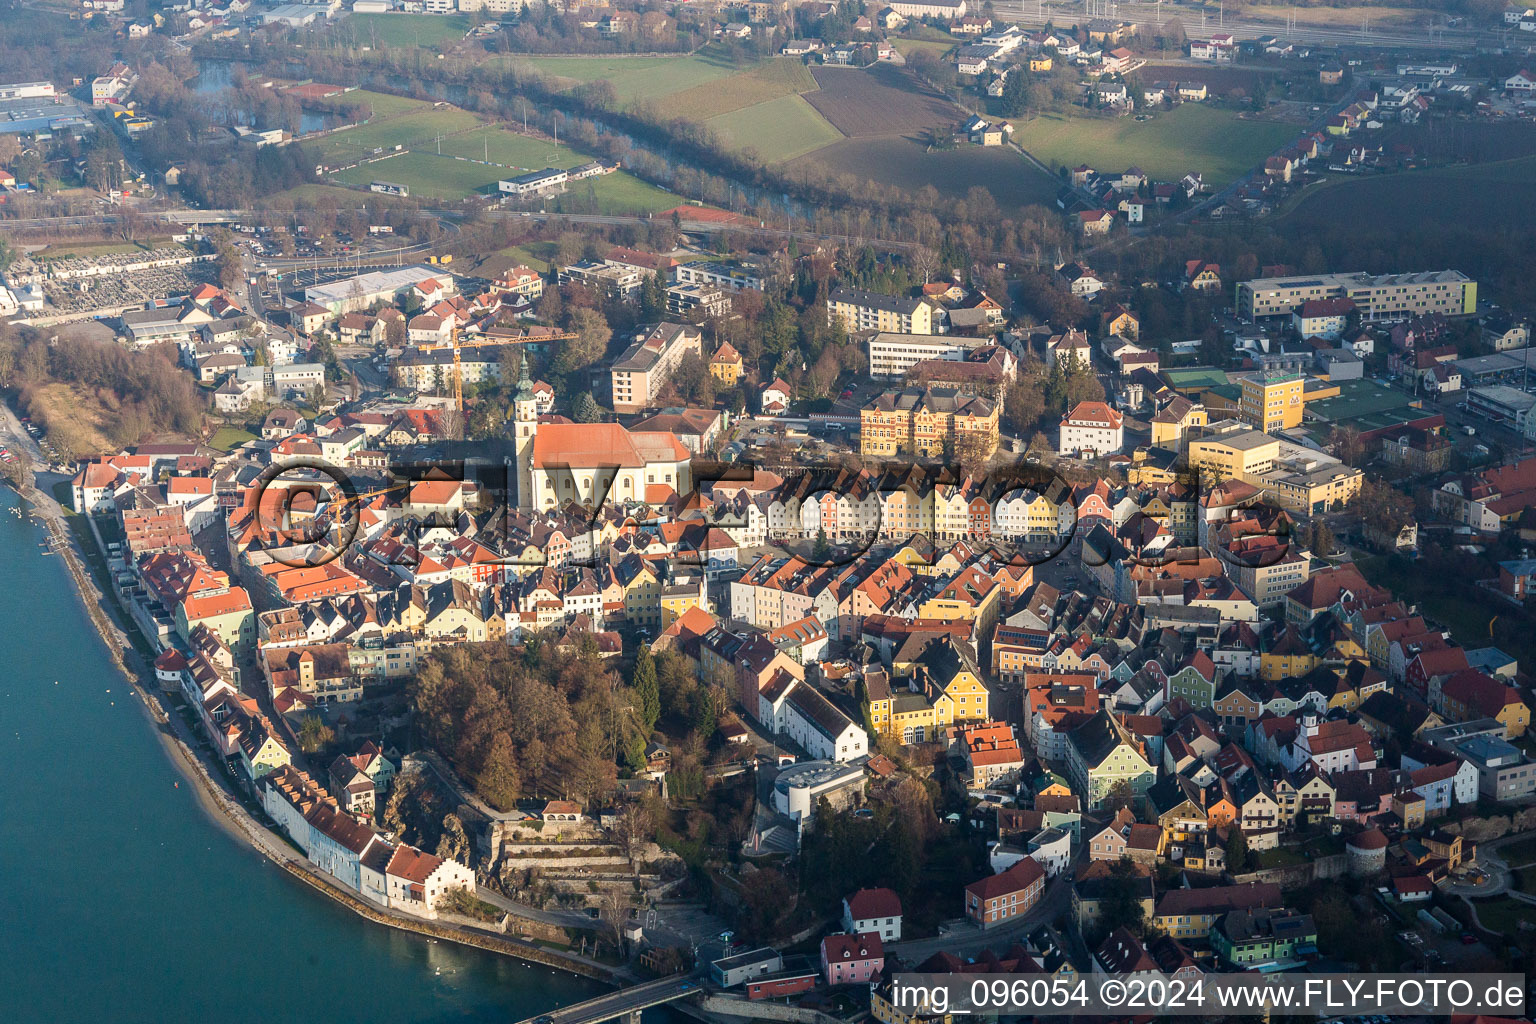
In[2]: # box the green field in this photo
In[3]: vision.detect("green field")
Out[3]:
[1471,896,1528,934]
[437,127,587,172]
[508,50,752,105]
[344,13,471,49]
[209,427,256,452]
[706,94,844,163]
[1285,156,1536,234]
[332,148,673,209]
[661,59,819,121]
[553,172,678,215]
[1011,105,1297,185]
[472,242,555,277]
[333,151,503,198]
[269,184,382,205]
[893,37,957,58]
[315,88,429,118]
[309,107,487,165]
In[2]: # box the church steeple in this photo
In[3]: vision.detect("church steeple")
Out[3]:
[510,349,538,511]
[513,348,534,402]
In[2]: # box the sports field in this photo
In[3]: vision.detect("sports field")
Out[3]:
[332,152,504,199]
[706,94,844,163]
[330,147,675,211]
[1010,105,1296,185]
[893,37,957,58]
[344,13,471,48]
[309,107,485,166]
[437,127,588,172]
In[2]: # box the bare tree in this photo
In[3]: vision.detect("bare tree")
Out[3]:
[597,887,633,948]
[610,801,655,862]
[909,244,940,285]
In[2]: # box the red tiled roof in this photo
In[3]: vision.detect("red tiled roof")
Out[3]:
[846,887,902,921]
[966,857,1044,901]
[385,844,443,884]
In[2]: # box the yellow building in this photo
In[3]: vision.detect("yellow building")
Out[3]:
[1029,55,1053,72]
[872,976,953,1024]
[827,285,935,335]
[1104,304,1139,339]
[1262,459,1363,514]
[860,386,1000,459]
[709,341,743,386]
[916,565,1002,640]
[660,581,705,628]
[1239,372,1305,432]
[1259,625,1319,682]
[871,637,991,743]
[1149,397,1207,449]
[910,636,990,726]
[1187,429,1280,480]
[616,555,662,628]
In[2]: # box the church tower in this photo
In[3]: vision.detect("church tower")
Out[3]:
[511,352,538,510]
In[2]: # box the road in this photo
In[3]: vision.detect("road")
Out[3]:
[472,884,600,931]
[886,875,1070,963]
[1445,827,1536,900]
[513,975,700,1024]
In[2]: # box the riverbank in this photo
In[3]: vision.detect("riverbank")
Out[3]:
[0,409,632,990]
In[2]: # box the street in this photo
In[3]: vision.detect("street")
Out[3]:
[886,876,1071,962]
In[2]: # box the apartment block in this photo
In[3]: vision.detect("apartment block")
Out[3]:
[1237,270,1476,321]
[827,286,935,335]
[609,322,704,414]
[867,332,988,380]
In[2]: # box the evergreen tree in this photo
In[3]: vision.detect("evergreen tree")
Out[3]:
[690,686,718,739]
[634,644,660,731]
[812,527,831,561]
[1226,829,1250,873]
[640,270,666,322]
[572,391,601,423]
[622,731,647,774]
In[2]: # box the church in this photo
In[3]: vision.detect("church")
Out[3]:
[512,362,693,512]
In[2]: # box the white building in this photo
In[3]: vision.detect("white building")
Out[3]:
[305,266,454,316]
[867,332,990,380]
[759,679,868,762]
[842,888,903,942]
[0,81,55,101]
[1058,401,1124,458]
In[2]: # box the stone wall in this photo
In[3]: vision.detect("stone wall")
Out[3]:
[499,854,633,868]
[1230,853,1348,888]
[697,995,841,1024]
[1442,813,1536,844]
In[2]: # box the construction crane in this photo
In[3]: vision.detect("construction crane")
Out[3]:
[420,325,579,417]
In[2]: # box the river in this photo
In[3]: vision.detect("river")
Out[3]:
[0,486,672,1024]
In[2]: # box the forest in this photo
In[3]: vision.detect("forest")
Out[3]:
[410,640,733,812]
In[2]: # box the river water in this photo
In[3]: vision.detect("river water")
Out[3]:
[0,487,666,1024]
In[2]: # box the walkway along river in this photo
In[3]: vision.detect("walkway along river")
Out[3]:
[0,480,681,1024]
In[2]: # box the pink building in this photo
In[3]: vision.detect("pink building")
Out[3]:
[820,931,885,986]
